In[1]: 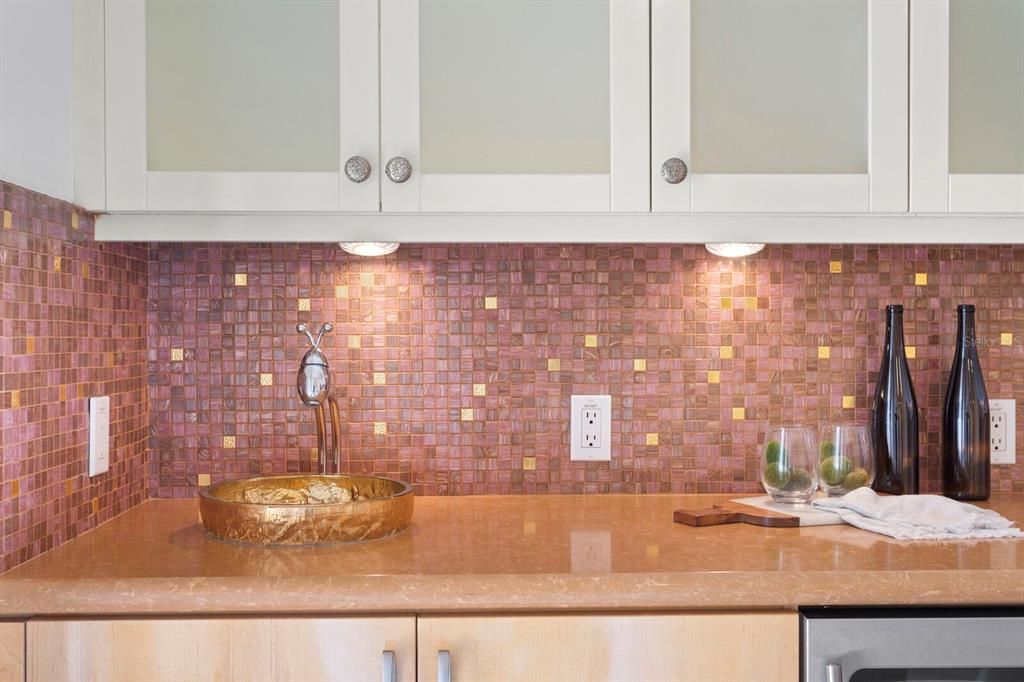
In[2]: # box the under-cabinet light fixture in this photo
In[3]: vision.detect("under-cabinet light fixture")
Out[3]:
[339,242,400,257]
[705,243,765,258]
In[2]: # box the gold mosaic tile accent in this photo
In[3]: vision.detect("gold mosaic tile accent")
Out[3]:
[222,436,236,449]
[360,272,374,287]
[82,263,89,278]
[335,285,348,298]
[707,371,721,384]
[198,474,211,487]
[720,297,733,310]
[906,345,917,359]
[1001,333,1014,346]
[373,372,387,385]
[297,298,311,312]
[818,346,831,359]
[53,256,62,272]
[732,407,746,420]
[915,273,928,286]
[374,422,388,435]
[59,385,67,402]
[473,383,486,396]
[547,358,561,372]
[2,209,12,229]
[348,335,361,349]
[70,212,79,229]
[484,296,498,309]
[719,346,734,359]
[10,390,20,408]
[91,498,100,515]
[25,337,35,354]
[10,481,19,498]
[523,457,536,471]
[65,480,73,497]
[745,296,759,310]
[170,348,184,361]
[633,359,646,372]
[234,273,247,286]
[585,335,598,347]
[843,395,856,409]
[259,373,273,386]
[460,408,474,421]
[646,433,659,446]
[830,261,843,273]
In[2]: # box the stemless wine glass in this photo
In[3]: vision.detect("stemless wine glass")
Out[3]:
[761,426,819,503]
[818,424,875,496]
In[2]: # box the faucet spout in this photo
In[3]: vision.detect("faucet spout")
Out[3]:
[297,322,344,474]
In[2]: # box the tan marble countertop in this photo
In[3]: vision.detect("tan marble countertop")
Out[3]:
[2,494,1024,617]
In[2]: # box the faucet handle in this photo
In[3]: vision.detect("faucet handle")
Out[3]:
[297,322,334,350]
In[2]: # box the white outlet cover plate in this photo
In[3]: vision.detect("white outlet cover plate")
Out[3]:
[570,394,611,461]
[990,398,1016,465]
[88,396,111,477]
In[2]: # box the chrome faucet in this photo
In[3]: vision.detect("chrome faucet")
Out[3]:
[296,322,342,474]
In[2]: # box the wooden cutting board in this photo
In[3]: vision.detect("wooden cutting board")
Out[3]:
[674,495,845,528]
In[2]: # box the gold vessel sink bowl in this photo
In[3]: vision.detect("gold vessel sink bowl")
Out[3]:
[199,474,414,545]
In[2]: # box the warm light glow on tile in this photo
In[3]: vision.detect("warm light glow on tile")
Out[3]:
[461,408,474,421]
[915,273,928,286]
[360,272,374,287]
[1001,333,1014,346]
[259,373,273,386]
[71,212,79,229]
[646,433,659,446]
[170,348,184,361]
[523,457,536,471]
[732,407,746,420]
[484,296,498,309]
[234,273,247,286]
[745,297,758,310]
[585,335,598,347]
[53,256,62,272]
[335,285,348,298]
[818,346,831,359]
[523,521,536,536]
[547,358,561,371]
[843,395,856,409]
[720,297,732,310]
[374,422,388,435]
[198,474,211,487]
[473,383,486,396]
[719,346,733,359]
[906,346,917,359]
[633,359,646,372]
[222,436,236,449]
[646,544,660,560]
[297,298,311,311]
[373,372,386,385]
[348,335,361,349]
[2,210,12,229]
[707,370,721,384]
[91,497,100,515]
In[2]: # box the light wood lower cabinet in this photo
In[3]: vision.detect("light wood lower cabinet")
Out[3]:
[0,622,24,682]
[417,613,798,682]
[27,617,416,682]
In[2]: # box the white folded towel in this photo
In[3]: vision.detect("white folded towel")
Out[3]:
[812,487,1024,540]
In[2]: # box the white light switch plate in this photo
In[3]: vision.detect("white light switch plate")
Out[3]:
[990,399,1016,465]
[88,396,110,476]
[570,395,611,461]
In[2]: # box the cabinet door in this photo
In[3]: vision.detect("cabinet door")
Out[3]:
[652,0,907,213]
[0,622,23,682]
[105,0,378,212]
[380,0,648,212]
[417,613,798,682]
[27,617,415,682]
[911,0,1024,213]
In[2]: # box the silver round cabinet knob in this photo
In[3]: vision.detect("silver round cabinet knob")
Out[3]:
[661,157,688,184]
[385,156,412,184]
[344,155,371,183]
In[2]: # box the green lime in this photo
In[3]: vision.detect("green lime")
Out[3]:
[819,456,852,486]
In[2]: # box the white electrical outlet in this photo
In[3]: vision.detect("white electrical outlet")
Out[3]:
[990,399,1016,465]
[88,396,110,476]
[570,395,611,461]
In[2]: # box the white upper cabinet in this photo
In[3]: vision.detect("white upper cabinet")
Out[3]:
[104,0,378,211]
[652,0,908,213]
[379,0,649,212]
[911,0,1024,213]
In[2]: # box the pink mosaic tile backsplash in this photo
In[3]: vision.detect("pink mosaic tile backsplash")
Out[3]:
[0,182,148,571]
[148,242,1024,498]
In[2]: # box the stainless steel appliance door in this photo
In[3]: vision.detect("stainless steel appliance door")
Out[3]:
[803,611,1024,682]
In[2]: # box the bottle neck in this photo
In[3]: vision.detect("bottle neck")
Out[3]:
[886,311,906,354]
[957,308,977,352]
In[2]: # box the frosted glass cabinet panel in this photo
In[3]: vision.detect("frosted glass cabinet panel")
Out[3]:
[105,0,378,211]
[380,0,649,212]
[912,0,1024,212]
[653,0,908,212]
